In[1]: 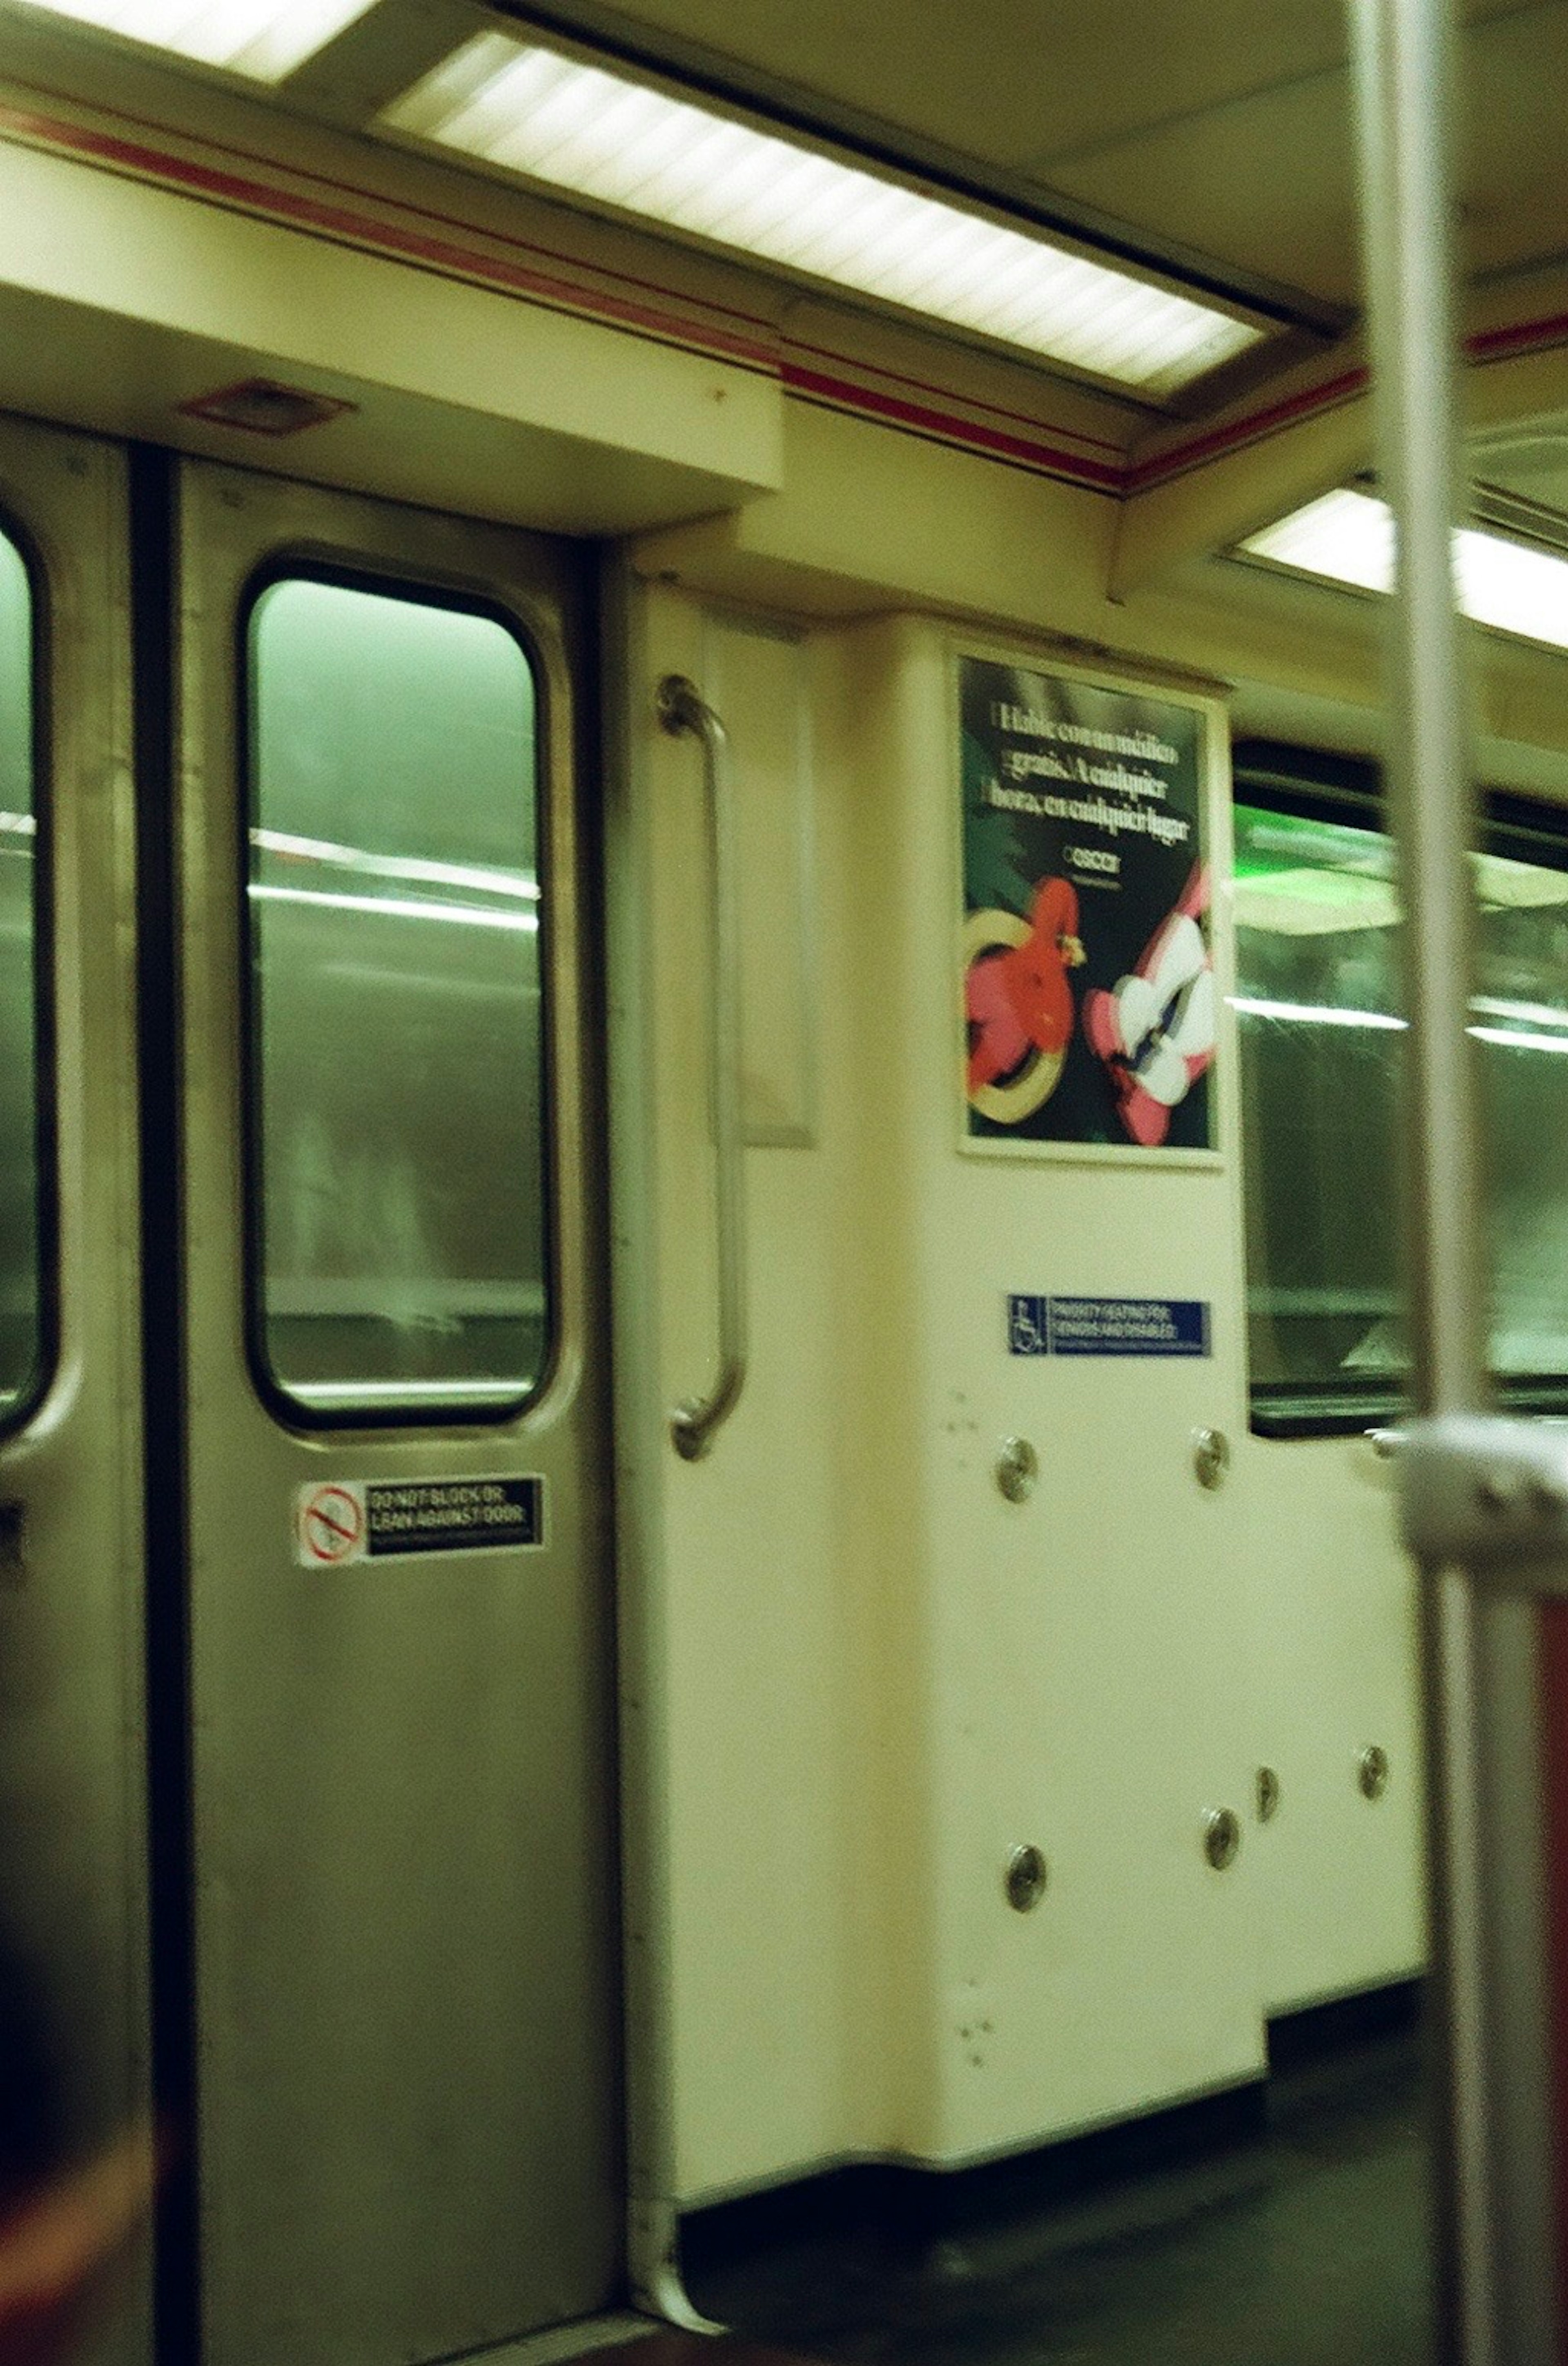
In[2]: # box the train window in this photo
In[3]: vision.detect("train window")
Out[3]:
[1236,748,1568,1433]
[245,572,547,1421]
[0,527,42,1423]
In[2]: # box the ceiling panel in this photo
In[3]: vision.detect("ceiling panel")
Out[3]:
[1036,69,1357,304]
[526,0,1349,170]
[1027,0,1568,305]
[528,0,1563,316]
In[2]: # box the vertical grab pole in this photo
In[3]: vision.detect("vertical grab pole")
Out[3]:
[1349,2,1565,2359]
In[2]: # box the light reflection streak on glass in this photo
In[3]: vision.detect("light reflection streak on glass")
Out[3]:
[1230,995,1568,1054]
[1470,995,1568,1032]
[252,828,537,900]
[1468,1025,1568,1055]
[249,882,539,932]
[1230,995,1407,1031]
[290,1378,526,1404]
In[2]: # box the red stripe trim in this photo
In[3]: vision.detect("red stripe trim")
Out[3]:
[1469,310,1568,364]
[782,332,1127,457]
[781,360,1125,489]
[0,67,782,343]
[1130,368,1369,491]
[0,89,1129,486]
[10,86,1568,498]
[1134,311,1568,492]
[0,100,777,372]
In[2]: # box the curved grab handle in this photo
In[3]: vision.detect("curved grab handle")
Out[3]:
[657,674,747,1460]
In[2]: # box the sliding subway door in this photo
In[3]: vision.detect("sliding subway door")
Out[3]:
[174,459,620,2366]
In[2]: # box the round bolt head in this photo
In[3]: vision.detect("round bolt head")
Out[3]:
[1005,1844,1048,1912]
[1256,1766,1281,1824]
[1359,1745,1390,1801]
[1204,1807,1241,1870]
[1193,1428,1230,1491]
[996,1436,1039,1504]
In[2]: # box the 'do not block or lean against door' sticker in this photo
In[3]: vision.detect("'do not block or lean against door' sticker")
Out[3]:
[960,653,1214,1152]
[294,1476,546,1566]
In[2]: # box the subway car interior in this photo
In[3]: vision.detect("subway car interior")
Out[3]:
[0,0,1564,2360]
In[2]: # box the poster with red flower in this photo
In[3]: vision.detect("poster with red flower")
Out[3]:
[960,653,1215,1152]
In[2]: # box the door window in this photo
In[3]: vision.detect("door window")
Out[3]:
[245,572,548,1419]
[0,526,43,1422]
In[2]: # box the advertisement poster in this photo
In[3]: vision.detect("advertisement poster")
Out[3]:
[960,653,1214,1154]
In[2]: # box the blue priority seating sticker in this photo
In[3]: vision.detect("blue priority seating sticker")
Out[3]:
[1007,1294,1210,1357]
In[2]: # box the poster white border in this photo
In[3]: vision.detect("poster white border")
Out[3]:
[950,634,1234,1171]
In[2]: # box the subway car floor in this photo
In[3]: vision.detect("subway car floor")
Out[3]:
[677,1995,1432,2366]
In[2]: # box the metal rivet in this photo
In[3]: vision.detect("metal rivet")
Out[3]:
[1193,1428,1230,1491]
[1005,1844,1048,1911]
[996,1436,1038,1504]
[1358,1745,1390,1801]
[1256,1766,1281,1823]
[1204,1808,1241,1870]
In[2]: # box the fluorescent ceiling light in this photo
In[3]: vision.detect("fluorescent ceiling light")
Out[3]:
[1241,486,1568,655]
[381,31,1263,397]
[13,0,379,82]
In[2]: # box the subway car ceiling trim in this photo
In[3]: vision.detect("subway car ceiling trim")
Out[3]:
[9,0,1325,383]
[375,30,1269,399]
[5,60,1568,543]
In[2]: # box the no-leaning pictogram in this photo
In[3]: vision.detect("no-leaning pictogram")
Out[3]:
[296,1482,367,1566]
[293,1474,546,1566]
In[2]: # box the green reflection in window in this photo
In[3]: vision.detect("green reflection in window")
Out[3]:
[248,575,546,1418]
[0,528,40,1418]
[1236,792,1568,1424]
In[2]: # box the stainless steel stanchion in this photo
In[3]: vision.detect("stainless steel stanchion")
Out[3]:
[1348,0,1566,2356]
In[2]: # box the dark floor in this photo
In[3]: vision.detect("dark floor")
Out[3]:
[682,2014,1434,2366]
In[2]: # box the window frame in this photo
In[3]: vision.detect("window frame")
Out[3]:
[1234,739,1568,1438]
[0,504,58,1441]
[237,553,559,1433]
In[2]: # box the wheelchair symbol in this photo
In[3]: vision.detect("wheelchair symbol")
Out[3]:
[1008,1296,1047,1355]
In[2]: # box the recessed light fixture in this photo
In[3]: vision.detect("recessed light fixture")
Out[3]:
[1240,486,1568,655]
[380,30,1265,398]
[12,0,379,82]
